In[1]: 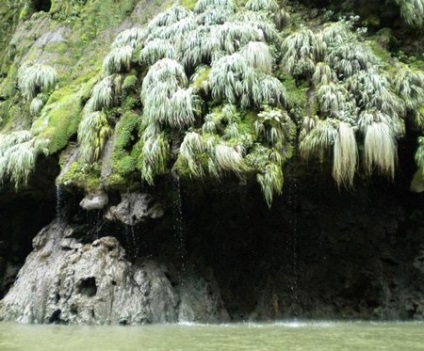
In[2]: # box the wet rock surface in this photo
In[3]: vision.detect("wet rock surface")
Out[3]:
[0,219,227,324]
[105,193,164,226]
[1,160,424,324]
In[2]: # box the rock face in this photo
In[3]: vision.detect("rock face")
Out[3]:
[105,193,164,226]
[0,219,228,324]
[2,169,424,323]
[79,190,109,211]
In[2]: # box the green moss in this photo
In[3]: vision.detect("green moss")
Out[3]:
[109,111,141,181]
[59,160,101,191]
[0,64,19,98]
[180,0,197,10]
[191,66,211,93]
[33,85,83,154]
[122,75,138,92]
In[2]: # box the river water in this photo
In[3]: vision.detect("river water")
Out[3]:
[1,321,423,351]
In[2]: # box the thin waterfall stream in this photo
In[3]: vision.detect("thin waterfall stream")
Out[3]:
[286,148,299,314]
[172,176,186,280]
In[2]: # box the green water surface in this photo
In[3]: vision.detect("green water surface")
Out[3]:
[0,321,423,351]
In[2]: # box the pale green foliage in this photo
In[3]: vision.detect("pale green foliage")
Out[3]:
[394,64,424,112]
[139,39,176,65]
[364,122,396,178]
[255,107,294,146]
[194,0,235,14]
[159,15,196,39]
[246,0,279,13]
[232,12,280,42]
[300,118,338,161]
[326,42,376,78]
[245,0,286,28]
[347,70,404,121]
[215,143,245,174]
[210,53,257,107]
[142,58,188,91]
[196,7,231,25]
[332,122,357,188]
[90,76,115,111]
[321,22,350,47]
[141,59,196,129]
[78,111,112,163]
[18,63,57,100]
[209,22,266,57]
[178,25,210,67]
[415,136,424,173]
[317,83,353,116]
[395,0,424,27]
[281,29,326,77]
[257,76,286,107]
[257,162,283,208]
[179,131,205,177]
[148,5,189,29]
[0,131,48,188]
[313,62,336,86]
[245,144,283,207]
[29,96,45,116]
[210,53,284,108]
[112,27,146,49]
[357,109,404,138]
[103,45,134,75]
[241,41,273,74]
[138,133,169,185]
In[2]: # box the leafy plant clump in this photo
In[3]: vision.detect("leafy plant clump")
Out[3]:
[44,0,423,205]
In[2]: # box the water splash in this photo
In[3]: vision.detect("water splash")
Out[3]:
[173,176,186,278]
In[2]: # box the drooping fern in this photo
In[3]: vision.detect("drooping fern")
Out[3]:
[18,63,57,100]
[0,131,48,189]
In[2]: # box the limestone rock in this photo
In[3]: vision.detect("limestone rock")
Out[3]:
[79,190,109,211]
[0,220,227,325]
[105,193,164,225]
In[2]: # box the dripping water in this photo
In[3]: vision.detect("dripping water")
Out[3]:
[93,211,102,240]
[124,224,139,260]
[287,143,299,315]
[56,184,64,220]
[172,176,185,280]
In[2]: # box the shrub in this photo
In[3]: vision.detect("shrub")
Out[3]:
[326,42,376,79]
[332,122,357,188]
[18,63,57,100]
[194,0,235,14]
[90,76,115,111]
[141,59,196,129]
[138,133,169,185]
[112,27,146,49]
[395,0,424,27]
[102,45,134,75]
[300,118,338,161]
[210,53,257,108]
[215,143,245,174]
[364,122,396,178]
[179,131,205,177]
[415,136,424,173]
[139,39,176,65]
[29,96,45,116]
[0,131,48,188]
[241,41,273,74]
[281,29,326,77]
[78,111,112,163]
[246,0,279,13]
[394,64,424,113]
